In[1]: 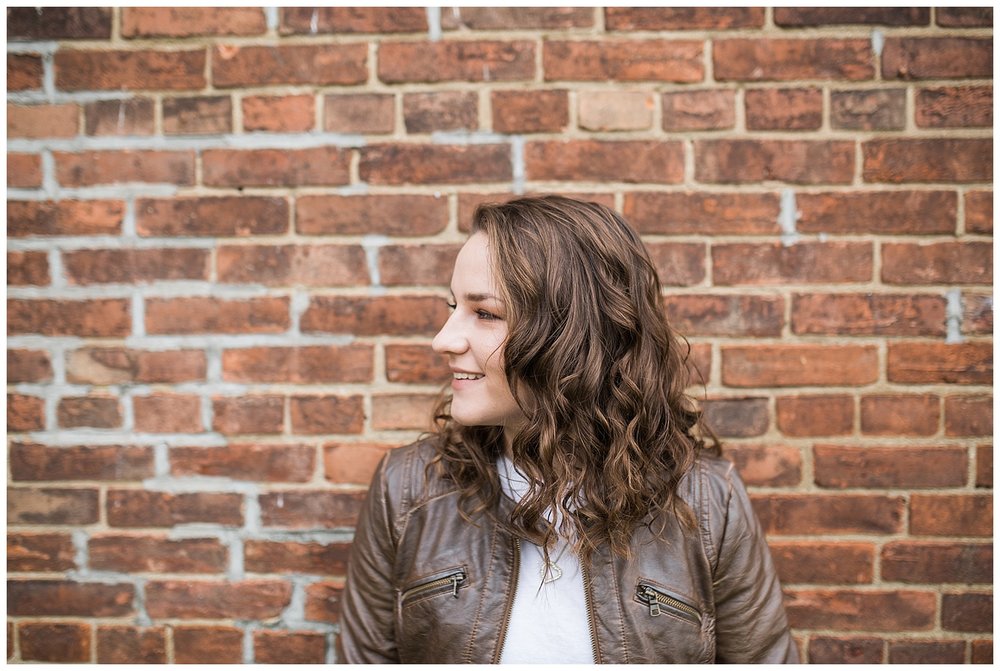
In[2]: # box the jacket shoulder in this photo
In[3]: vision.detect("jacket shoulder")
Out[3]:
[679,450,745,571]
[376,437,458,515]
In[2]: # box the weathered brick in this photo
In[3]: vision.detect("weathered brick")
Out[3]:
[212,396,284,435]
[830,88,906,130]
[302,296,449,336]
[976,444,992,488]
[578,90,653,131]
[889,641,965,664]
[797,190,956,234]
[89,535,226,574]
[371,393,437,431]
[945,395,992,436]
[624,192,778,235]
[882,541,992,584]
[8,487,99,525]
[254,630,326,664]
[404,91,478,133]
[213,44,367,87]
[723,345,878,387]
[173,627,243,663]
[965,190,993,234]
[8,580,134,617]
[883,37,992,80]
[380,40,534,83]
[8,53,43,90]
[297,194,447,236]
[64,248,209,285]
[57,395,122,429]
[133,394,202,433]
[937,7,993,27]
[96,626,167,664]
[137,196,287,237]
[753,495,905,535]
[378,244,461,287]
[8,200,125,237]
[324,93,395,134]
[163,95,232,135]
[491,90,569,133]
[145,580,292,620]
[664,295,783,337]
[107,490,243,528]
[776,395,854,437]
[910,494,992,537]
[792,293,946,337]
[290,395,365,435]
[861,394,941,436]
[305,581,344,623]
[242,94,315,132]
[281,7,427,33]
[145,297,289,335]
[204,147,349,187]
[223,345,373,384]
[360,143,511,185]
[323,443,393,485]
[815,445,966,489]
[661,89,735,131]
[8,349,52,383]
[696,140,855,184]
[245,539,351,575]
[67,348,206,385]
[8,103,79,138]
[808,636,884,664]
[218,244,368,287]
[769,542,875,584]
[884,241,991,285]
[646,242,706,286]
[916,86,992,128]
[55,150,195,187]
[8,393,44,431]
[443,7,593,30]
[745,88,822,130]
[259,490,366,529]
[544,40,703,82]
[171,444,315,483]
[971,640,993,664]
[714,39,874,81]
[122,7,265,37]
[863,139,992,183]
[384,344,448,385]
[19,623,92,663]
[785,590,934,631]
[8,7,111,39]
[8,152,42,188]
[526,140,684,183]
[606,7,762,30]
[9,443,153,482]
[8,533,76,572]
[723,444,802,487]
[774,7,929,25]
[56,49,206,90]
[699,397,768,437]
[942,593,992,632]
[888,342,992,385]
[712,242,872,285]
[84,99,155,136]
[963,293,993,336]
[8,251,49,286]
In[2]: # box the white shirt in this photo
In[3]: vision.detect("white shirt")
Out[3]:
[496,457,595,664]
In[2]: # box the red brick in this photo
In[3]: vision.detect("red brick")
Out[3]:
[213,43,366,87]
[302,296,448,336]
[323,443,393,485]
[281,7,427,33]
[661,89,735,131]
[8,153,42,188]
[360,143,511,185]
[380,40,534,83]
[58,395,122,429]
[203,147,350,187]
[145,297,289,335]
[305,581,344,624]
[946,395,992,436]
[808,636,884,664]
[797,190,956,234]
[606,7,762,30]
[963,293,993,336]
[171,444,315,483]
[887,342,992,385]
[882,541,992,584]
[133,394,202,433]
[910,494,992,537]
[917,86,992,128]
[137,196,287,237]
[122,7,265,37]
[218,244,369,286]
[89,535,226,573]
[290,395,365,435]
[297,194,447,236]
[883,241,991,285]
[624,192,778,235]
[404,91,478,133]
[55,150,195,186]
[864,139,992,183]
[976,444,992,488]
[212,396,284,435]
[646,242,706,286]
[664,295,782,337]
[245,539,351,575]
[723,444,802,487]
[8,251,49,286]
[774,7,929,25]
[324,93,395,134]
[162,95,232,135]
[745,88,822,130]
[371,393,437,431]
[753,494,904,535]
[56,49,205,90]
[526,140,683,184]
[8,53,43,90]
[107,490,243,528]
[19,623,92,663]
[84,99,155,136]
[889,640,965,664]
[792,293,946,337]
[965,190,993,234]
[769,542,875,584]
[972,640,993,664]
[942,593,992,632]
[9,580,134,617]
[8,533,76,572]
[8,350,52,383]
[8,393,44,431]
[937,7,993,27]
[544,40,702,82]
[64,248,209,286]
[259,490,366,529]
[714,39,874,81]
[713,242,872,285]
[443,7,593,30]
[223,345,372,384]
[860,395,940,436]
[8,7,111,39]
[776,395,853,437]
[254,630,326,664]
[243,94,315,132]
[8,103,79,138]
[883,37,992,80]
[146,580,292,620]
[699,397,768,438]
[491,90,569,133]
[8,200,125,237]
[7,487,99,525]
[97,626,167,664]
[67,347,206,385]
[9,443,153,482]
[173,626,243,664]
[379,244,461,287]
[723,345,878,388]
[785,590,934,631]
[384,344,448,385]
[815,445,967,489]
[696,139,855,184]
[830,88,906,130]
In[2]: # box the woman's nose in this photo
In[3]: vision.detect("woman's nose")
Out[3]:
[432,311,468,355]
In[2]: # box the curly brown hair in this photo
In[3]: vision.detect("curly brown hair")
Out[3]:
[429,195,719,561]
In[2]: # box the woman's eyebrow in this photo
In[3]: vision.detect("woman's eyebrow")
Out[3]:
[464,292,503,303]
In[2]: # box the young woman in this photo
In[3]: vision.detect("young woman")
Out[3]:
[340,196,797,663]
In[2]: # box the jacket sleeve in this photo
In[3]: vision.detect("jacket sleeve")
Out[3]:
[339,454,400,663]
[711,464,798,663]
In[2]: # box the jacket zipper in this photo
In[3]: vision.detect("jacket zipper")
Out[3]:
[401,569,467,603]
[492,537,520,663]
[579,552,601,663]
[636,584,701,625]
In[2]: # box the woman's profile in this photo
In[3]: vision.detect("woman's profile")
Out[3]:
[340,195,797,663]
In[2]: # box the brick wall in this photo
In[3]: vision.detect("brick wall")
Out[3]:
[6,6,992,664]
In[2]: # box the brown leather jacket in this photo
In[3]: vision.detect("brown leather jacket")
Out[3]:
[340,440,798,663]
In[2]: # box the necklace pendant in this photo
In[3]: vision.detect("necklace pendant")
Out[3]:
[541,560,563,584]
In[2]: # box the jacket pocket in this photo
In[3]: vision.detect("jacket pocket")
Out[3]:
[400,567,468,609]
[635,581,702,626]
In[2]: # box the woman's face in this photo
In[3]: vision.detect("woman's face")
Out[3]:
[432,232,524,432]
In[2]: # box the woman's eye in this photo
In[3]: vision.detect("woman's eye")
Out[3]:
[476,310,499,321]
[446,301,457,310]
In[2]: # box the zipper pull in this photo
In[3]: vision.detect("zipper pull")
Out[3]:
[642,587,661,617]
[450,575,462,598]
